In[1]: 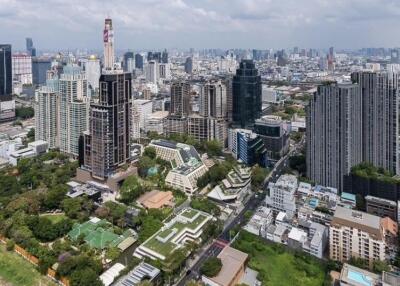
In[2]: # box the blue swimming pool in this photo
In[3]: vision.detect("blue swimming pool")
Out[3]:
[347,269,373,286]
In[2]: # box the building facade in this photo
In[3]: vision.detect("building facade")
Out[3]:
[306,83,363,190]
[59,64,89,157]
[330,206,386,267]
[170,81,191,117]
[232,59,262,128]
[12,54,32,84]
[351,71,400,176]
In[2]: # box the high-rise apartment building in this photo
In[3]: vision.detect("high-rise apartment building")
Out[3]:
[232,59,262,128]
[0,44,12,101]
[161,49,168,64]
[35,86,59,148]
[103,18,114,70]
[330,206,387,267]
[12,54,32,84]
[351,71,400,175]
[170,81,191,117]
[84,55,100,94]
[306,83,362,190]
[200,80,227,119]
[59,64,89,157]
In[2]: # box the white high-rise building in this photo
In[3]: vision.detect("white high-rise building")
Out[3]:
[103,18,114,70]
[35,86,59,148]
[131,99,153,140]
[12,54,32,84]
[59,64,89,157]
[145,60,158,84]
[85,55,100,94]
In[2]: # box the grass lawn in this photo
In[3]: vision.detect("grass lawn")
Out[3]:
[232,231,327,286]
[0,245,56,286]
[40,213,67,224]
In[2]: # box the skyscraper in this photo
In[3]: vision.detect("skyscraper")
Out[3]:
[84,55,101,94]
[32,57,52,85]
[81,18,132,181]
[200,80,227,118]
[135,53,144,69]
[26,38,36,57]
[145,60,158,84]
[0,44,12,101]
[184,57,193,74]
[35,86,59,148]
[351,71,400,175]
[306,83,362,190]
[123,51,134,72]
[103,18,114,70]
[170,81,191,117]
[59,64,89,157]
[161,49,168,63]
[232,59,262,128]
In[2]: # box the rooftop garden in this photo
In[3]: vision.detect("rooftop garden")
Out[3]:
[351,162,400,184]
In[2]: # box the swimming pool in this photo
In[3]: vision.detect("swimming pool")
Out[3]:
[347,269,373,286]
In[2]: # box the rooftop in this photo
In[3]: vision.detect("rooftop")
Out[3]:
[205,246,248,286]
[141,208,211,258]
[331,206,382,240]
[136,190,174,209]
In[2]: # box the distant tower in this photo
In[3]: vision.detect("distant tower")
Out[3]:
[103,18,114,70]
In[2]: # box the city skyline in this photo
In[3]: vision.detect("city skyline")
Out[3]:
[2,0,400,50]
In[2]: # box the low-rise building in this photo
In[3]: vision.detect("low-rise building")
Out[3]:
[202,246,260,286]
[136,190,174,209]
[207,165,251,203]
[134,208,212,261]
[243,206,273,236]
[115,262,161,286]
[8,140,48,166]
[365,195,398,221]
[266,174,297,219]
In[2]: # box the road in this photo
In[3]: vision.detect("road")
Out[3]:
[176,138,305,286]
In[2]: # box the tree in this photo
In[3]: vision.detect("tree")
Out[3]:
[355,194,366,211]
[16,106,34,119]
[143,147,157,160]
[138,156,155,177]
[43,185,68,210]
[70,268,103,286]
[119,176,145,204]
[204,140,222,157]
[372,260,390,273]
[200,257,222,277]
[27,128,35,141]
[105,247,120,261]
[6,239,15,251]
[138,216,163,242]
[62,198,82,219]
[251,166,268,189]
[190,198,220,216]
[289,155,306,176]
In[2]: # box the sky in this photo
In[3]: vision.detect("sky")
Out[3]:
[2,0,400,51]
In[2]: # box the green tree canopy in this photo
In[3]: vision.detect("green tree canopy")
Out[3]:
[200,257,222,277]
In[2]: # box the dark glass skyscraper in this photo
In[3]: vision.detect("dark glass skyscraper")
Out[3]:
[32,58,52,85]
[135,53,144,69]
[83,71,132,180]
[232,59,262,128]
[161,49,168,63]
[123,51,134,72]
[0,44,12,101]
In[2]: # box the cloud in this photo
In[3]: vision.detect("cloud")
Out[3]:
[1,0,400,50]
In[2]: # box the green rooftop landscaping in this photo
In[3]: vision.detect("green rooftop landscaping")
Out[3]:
[351,162,400,184]
[142,210,209,258]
